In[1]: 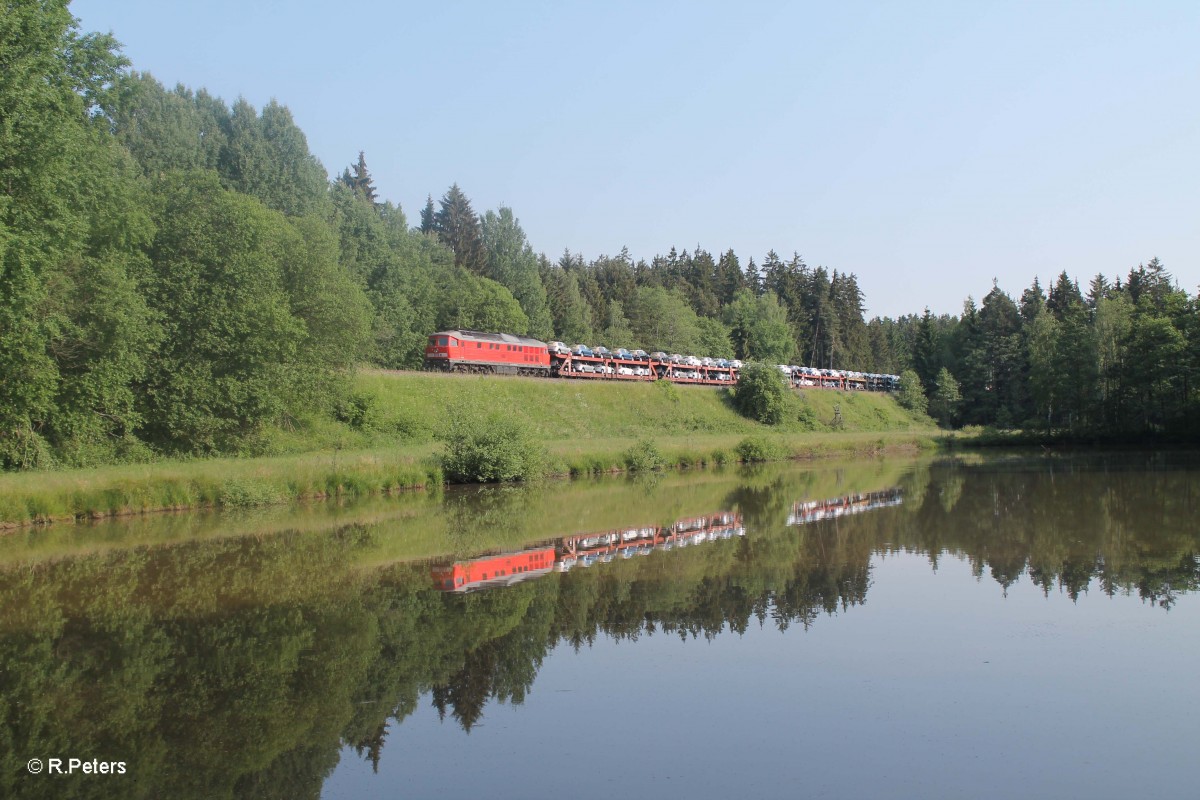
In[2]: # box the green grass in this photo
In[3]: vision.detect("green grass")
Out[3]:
[0,370,936,527]
[0,448,440,528]
[349,370,932,441]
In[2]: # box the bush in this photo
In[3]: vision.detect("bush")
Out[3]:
[334,392,378,430]
[439,410,546,483]
[735,435,787,463]
[218,478,281,508]
[623,439,665,472]
[732,362,789,424]
[792,394,818,429]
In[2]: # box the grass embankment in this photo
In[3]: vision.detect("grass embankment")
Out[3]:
[0,371,936,527]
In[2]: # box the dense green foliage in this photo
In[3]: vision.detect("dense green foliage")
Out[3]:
[733,362,790,424]
[735,435,787,462]
[878,266,1199,437]
[896,370,929,415]
[0,3,533,467]
[622,438,665,472]
[439,407,546,483]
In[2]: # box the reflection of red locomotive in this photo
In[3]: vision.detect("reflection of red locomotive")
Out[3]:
[430,547,557,593]
[430,513,746,592]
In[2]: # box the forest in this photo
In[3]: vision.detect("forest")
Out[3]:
[2,1,1197,471]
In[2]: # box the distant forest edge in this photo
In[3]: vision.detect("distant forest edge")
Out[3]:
[2,2,1197,471]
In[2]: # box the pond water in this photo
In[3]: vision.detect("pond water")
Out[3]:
[2,451,1198,799]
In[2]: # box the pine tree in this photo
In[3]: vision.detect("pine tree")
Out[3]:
[419,195,436,234]
[339,150,377,205]
[1047,271,1084,320]
[1086,273,1111,311]
[912,309,940,391]
[715,249,745,307]
[433,184,486,273]
[1019,277,1045,323]
[685,247,719,317]
[744,257,762,296]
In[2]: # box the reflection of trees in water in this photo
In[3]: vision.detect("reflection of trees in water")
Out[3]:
[442,485,542,554]
[899,454,1200,604]
[1,454,1198,797]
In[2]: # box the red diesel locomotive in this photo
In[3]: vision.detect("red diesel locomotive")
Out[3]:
[424,330,551,376]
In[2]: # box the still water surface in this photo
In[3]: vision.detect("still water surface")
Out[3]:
[2,452,1197,799]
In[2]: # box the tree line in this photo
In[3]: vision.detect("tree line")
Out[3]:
[884,264,1198,436]
[2,2,1196,470]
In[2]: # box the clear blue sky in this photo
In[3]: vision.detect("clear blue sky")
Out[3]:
[72,0,1199,319]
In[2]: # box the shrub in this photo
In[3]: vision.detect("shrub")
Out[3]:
[334,392,378,430]
[732,362,789,424]
[218,478,281,508]
[735,436,786,463]
[623,439,665,472]
[439,410,546,483]
[792,395,818,429]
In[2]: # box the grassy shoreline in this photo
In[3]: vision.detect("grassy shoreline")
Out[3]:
[0,432,935,529]
[1,372,937,528]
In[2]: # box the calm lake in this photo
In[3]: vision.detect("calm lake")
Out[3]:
[2,451,1198,799]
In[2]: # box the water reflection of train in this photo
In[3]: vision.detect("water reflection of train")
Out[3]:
[431,489,902,592]
[558,512,745,572]
[786,488,903,526]
[431,547,557,592]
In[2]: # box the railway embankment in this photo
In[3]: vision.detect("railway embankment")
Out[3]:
[0,371,937,528]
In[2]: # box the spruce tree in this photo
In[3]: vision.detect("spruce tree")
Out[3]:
[433,184,486,273]
[352,151,377,204]
[419,195,436,234]
[1019,277,1046,323]
[912,308,941,388]
[744,257,762,296]
[715,249,745,307]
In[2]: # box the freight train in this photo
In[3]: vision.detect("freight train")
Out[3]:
[424,329,899,391]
